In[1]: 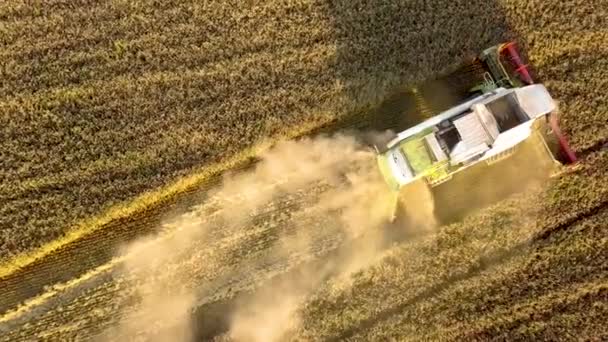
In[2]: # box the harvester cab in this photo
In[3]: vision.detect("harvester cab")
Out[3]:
[376,41,578,225]
[474,42,535,91]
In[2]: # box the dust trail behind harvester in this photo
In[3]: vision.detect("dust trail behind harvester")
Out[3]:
[227,146,402,342]
[103,132,433,342]
[101,102,561,341]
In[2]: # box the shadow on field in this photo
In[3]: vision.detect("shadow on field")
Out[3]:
[169,1,524,341]
[326,0,517,134]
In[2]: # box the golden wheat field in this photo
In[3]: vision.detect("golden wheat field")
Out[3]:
[0,0,607,341]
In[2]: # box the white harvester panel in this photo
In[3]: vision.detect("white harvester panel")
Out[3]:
[449,112,495,165]
[453,112,494,148]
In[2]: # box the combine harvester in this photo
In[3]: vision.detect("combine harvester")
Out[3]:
[375,42,578,224]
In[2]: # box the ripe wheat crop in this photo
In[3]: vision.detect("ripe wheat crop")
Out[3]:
[0,0,607,340]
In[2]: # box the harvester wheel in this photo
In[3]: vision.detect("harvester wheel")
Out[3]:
[391,179,437,234]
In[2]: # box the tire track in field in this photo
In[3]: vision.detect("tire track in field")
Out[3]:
[0,183,353,340]
[366,207,608,342]
[469,281,608,341]
[3,62,603,339]
[0,182,328,330]
[578,137,608,157]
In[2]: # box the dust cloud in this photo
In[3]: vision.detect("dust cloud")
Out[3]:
[103,132,430,342]
[103,121,559,341]
[228,141,399,342]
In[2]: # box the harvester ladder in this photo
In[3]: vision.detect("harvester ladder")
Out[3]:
[410,87,434,119]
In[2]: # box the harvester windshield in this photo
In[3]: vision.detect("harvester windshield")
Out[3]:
[485,93,529,132]
[498,42,533,86]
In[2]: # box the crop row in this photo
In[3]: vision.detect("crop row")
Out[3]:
[1,1,335,97]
